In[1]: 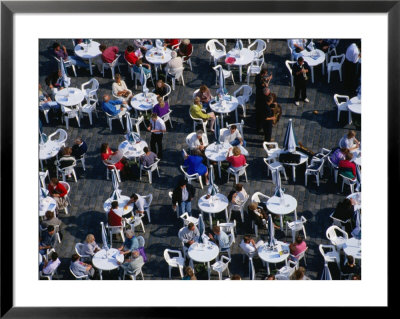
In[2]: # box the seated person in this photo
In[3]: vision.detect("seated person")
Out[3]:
[338,153,357,180]
[101,94,127,116]
[99,43,118,63]
[248,202,269,228]
[290,266,311,280]
[230,274,242,280]
[112,73,133,102]
[188,130,208,155]
[239,235,264,254]
[332,198,356,233]
[53,42,89,68]
[315,39,339,53]
[195,84,213,109]
[265,275,276,280]
[172,179,195,216]
[329,147,349,166]
[39,225,57,255]
[163,39,180,49]
[208,225,230,250]
[190,97,216,132]
[133,58,151,77]
[39,83,60,113]
[154,80,169,101]
[222,125,246,146]
[100,142,125,172]
[153,95,170,118]
[183,152,209,185]
[230,183,248,206]
[140,147,158,168]
[47,178,68,212]
[289,39,307,60]
[226,146,246,170]
[339,130,360,151]
[124,45,139,65]
[179,222,200,248]
[177,39,193,60]
[41,251,61,275]
[182,266,197,280]
[108,201,123,227]
[118,250,144,280]
[81,234,101,257]
[165,51,183,75]
[341,255,361,276]
[133,39,152,53]
[70,253,95,278]
[118,229,139,256]
[125,193,146,216]
[55,147,76,171]
[289,235,307,259]
[41,210,62,229]
[71,137,88,160]
[45,69,67,96]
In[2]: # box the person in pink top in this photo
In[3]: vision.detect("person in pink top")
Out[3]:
[289,235,307,260]
[226,146,246,169]
[95,43,119,72]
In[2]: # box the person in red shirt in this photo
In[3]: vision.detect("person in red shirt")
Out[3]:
[95,44,119,72]
[163,39,180,49]
[338,152,357,180]
[100,143,125,171]
[47,177,68,212]
[108,201,123,226]
[124,45,138,65]
[226,146,247,168]
[177,39,193,61]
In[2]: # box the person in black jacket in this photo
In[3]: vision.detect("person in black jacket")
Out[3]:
[71,137,88,160]
[262,94,276,142]
[254,68,272,132]
[45,69,65,95]
[172,179,195,216]
[292,56,311,106]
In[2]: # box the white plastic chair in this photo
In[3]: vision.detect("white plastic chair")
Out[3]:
[278,260,298,278]
[79,98,98,126]
[81,78,99,104]
[169,191,179,218]
[39,170,50,188]
[178,227,189,259]
[246,56,264,85]
[228,194,249,223]
[102,54,121,79]
[140,158,160,184]
[39,103,51,124]
[125,213,146,234]
[248,39,267,58]
[189,112,208,134]
[180,165,203,189]
[211,255,231,280]
[340,174,356,194]
[59,181,71,214]
[48,128,68,147]
[161,109,173,128]
[54,56,76,77]
[205,39,226,66]
[290,247,308,266]
[106,223,125,247]
[263,158,288,181]
[329,210,352,232]
[213,64,235,87]
[218,128,229,143]
[305,158,324,187]
[327,54,345,83]
[105,111,125,132]
[285,60,296,87]
[142,194,153,223]
[164,249,185,279]
[326,225,349,250]
[262,142,281,163]
[102,160,121,182]
[319,244,340,269]
[134,66,155,90]
[75,243,91,263]
[226,120,245,138]
[233,86,252,118]
[166,66,185,90]
[218,233,235,260]
[326,155,339,184]
[180,212,199,226]
[61,105,81,130]
[56,158,77,183]
[333,94,352,124]
[285,216,307,243]
[227,163,249,184]
[69,266,89,280]
[217,220,237,243]
[128,115,144,136]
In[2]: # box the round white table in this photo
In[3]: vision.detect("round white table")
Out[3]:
[188,241,219,280]
[204,142,249,179]
[130,92,158,116]
[347,96,361,115]
[118,140,148,161]
[277,150,308,182]
[39,139,63,170]
[266,194,298,230]
[92,248,124,280]
[226,48,254,82]
[145,47,172,80]
[39,195,57,217]
[257,241,290,275]
[74,40,101,76]
[209,95,239,126]
[301,49,325,83]
[343,237,361,261]
[55,87,85,107]
[103,195,133,217]
[198,193,229,226]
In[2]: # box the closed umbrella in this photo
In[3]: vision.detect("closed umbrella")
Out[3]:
[217,66,226,93]
[207,165,219,199]
[215,115,220,144]
[351,210,361,239]
[321,263,332,280]
[249,257,255,280]
[355,165,361,192]
[140,66,148,93]
[125,113,141,143]
[235,39,244,51]
[197,213,205,244]
[111,169,120,193]
[283,119,298,153]
[155,39,163,50]
[100,221,109,252]
[59,59,71,88]
[267,214,275,247]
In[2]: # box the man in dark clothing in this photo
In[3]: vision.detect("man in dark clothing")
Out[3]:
[172,179,196,216]
[45,70,65,92]
[254,68,272,132]
[341,255,361,277]
[71,137,88,159]
[292,56,311,106]
[262,95,276,142]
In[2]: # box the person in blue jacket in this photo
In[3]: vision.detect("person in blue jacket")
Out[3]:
[183,152,209,185]
[101,94,127,116]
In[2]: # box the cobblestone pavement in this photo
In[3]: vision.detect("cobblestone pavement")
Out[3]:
[39,38,360,280]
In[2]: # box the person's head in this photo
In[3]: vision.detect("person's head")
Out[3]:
[345,152,354,161]
[270,92,277,103]
[263,86,271,97]
[185,266,194,277]
[49,177,59,186]
[188,222,195,231]
[243,235,251,243]
[235,183,243,192]
[50,252,58,261]
[126,45,134,53]
[86,234,95,243]
[100,143,109,154]
[135,58,143,67]
[248,202,258,211]
[265,94,273,104]
[99,44,107,52]
[295,235,303,245]
[179,179,187,189]
[212,225,221,235]
[130,193,139,202]
[182,39,190,46]
[45,210,55,220]
[143,146,149,154]
[352,274,361,280]
[231,274,241,280]
[157,95,165,107]
[297,56,304,65]
[114,73,121,82]
[292,266,306,280]
[47,225,55,235]
[75,137,83,145]
[156,79,164,88]
[260,67,268,76]
[194,96,201,105]
[131,250,140,259]
[125,229,135,239]
[71,253,80,262]
[347,130,356,139]
[151,112,158,120]
[232,146,241,156]
[171,51,177,59]
[347,255,355,265]
[192,149,203,157]
[342,198,353,209]
[340,147,349,155]
[111,201,119,209]
[103,94,110,102]
[266,274,275,280]
[196,130,204,139]
[53,42,61,51]
[229,125,237,134]
[62,146,72,156]
[199,85,208,93]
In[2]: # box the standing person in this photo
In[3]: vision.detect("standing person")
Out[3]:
[172,179,196,216]
[255,68,272,132]
[344,42,361,93]
[262,95,276,142]
[71,137,88,160]
[292,56,311,106]
[147,112,166,159]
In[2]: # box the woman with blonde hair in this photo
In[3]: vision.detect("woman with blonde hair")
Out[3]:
[112,73,132,102]
[189,96,216,132]
[81,234,101,257]
[339,130,360,151]
[195,84,213,108]
[182,266,197,280]
[153,95,170,117]
[226,146,247,170]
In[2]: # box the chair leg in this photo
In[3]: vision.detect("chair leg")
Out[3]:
[65,117,69,130]
[199,176,203,189]
[89,112,93,125]
[72,169,77,182]
[72,65,77,77]
[341,178,344,192]
[108,118,112,131]
[316,174,320,187]
[305,173,308,186]
[81,157,86,171]
[120,117,125,130]
[148,171,152,184]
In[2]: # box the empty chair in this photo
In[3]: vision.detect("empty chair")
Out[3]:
[142,194,153,223]
[326,225,349,250]
[102,54,121,79]
[128,115,144,136]
[205,39,226,66]
[319,244,341,270]
[180,212,199,226]
[211,256,231,280]
[61,105,81,130]
[228,194,249,223]
[248,39,267,58]
[263,158,288,181]
[39,170,50,188]
[327,54,345,83]
[140,158,160,184]
[54,55,76,77]
[286,216,307,243]
[134,66,155,90]
[180,165,203,189]
[75,243,91,263]
[164,249,185,279]
[213,64,235,87]
[333,94,351,124]
[329,210,353,232]
[189,111,208,134]
[59,181,71,214]
[227,163,249,184]
[217,220,237,243]
[166,67,185,90]
[69,266,89,280]
[233,85,252,117]
[304,158,324,187]
[278,260,298,278]
[81,78,99,103]
[340,173,356,194]
[125,213,146,234]
[262,142,281,163]
[285,60,296,87]
[246,56,264,85]
[48,128,68,147]
[79,98,98,126]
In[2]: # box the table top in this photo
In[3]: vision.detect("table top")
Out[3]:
[118,140,148,159]
[343,237,361,259]
[205,142,248,162]
[188,241,220,263]
[198,193,229,214]
[278,150,308,167]
[210,95,239,114]
[39,196,57,217]
[145,47,172,65]
[103,195,133,215]
[130,92,158,112]
[55,88,85,107]
[39,140,62,160]
[301,49,325,66]
[74,41,101,59]
[348,96,361,114]
[257,241,290,264]
[351,149,361,166]
[226,48,254,66]
[266,194,298,216]
[92,248,124,271]
[347,192,361,211]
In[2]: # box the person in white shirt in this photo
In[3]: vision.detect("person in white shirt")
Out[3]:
[165,51,183,76]
[222,125,245,147]
[112,73,133,103]
[125,193,146,216]
[189,130,208,154]
[289,39,307,60]
[147,112,166,159]
[41,252,61,275]
[239,235,264,255]
[230,183,248,206]
[344,42,361,92]
[339,130,360,151]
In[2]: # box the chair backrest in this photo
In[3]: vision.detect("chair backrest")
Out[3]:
[219,128,228,142]
[186,132,197,148]
[75,243,87,257]
[329,54,345,65]
[275,274,289,280]
[59,181,70,194]
[143,194,153,207]
[226,120,245,137]
[227,233,234,247]
[285,60,296,76]
[212,64,223,78]
[249,257,256,280]
[180,165,196,178]
[308,158,324,171]
[217,220,236,233]
[49,128,68,145]
[180,212,190,221]
[326,225,348,241]
[178,227,187,243]
[206,39,225,53]
[109,54,120,67]
[69,265,87,279]
[326,155,338,169]
[251,56,264,68]
[220,255,231,265]
[255,39,267,53]
[137,235,145,248]
[333,94,349,108]
[234,85,252,100]
[263,158,278,171]
[251,192,270,204]
[319,244,339,263]
[192,89,200,99]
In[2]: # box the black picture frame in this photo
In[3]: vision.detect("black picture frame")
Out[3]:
[1,0,395,316]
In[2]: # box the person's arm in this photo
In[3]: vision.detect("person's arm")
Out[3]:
[57,183,68,197]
